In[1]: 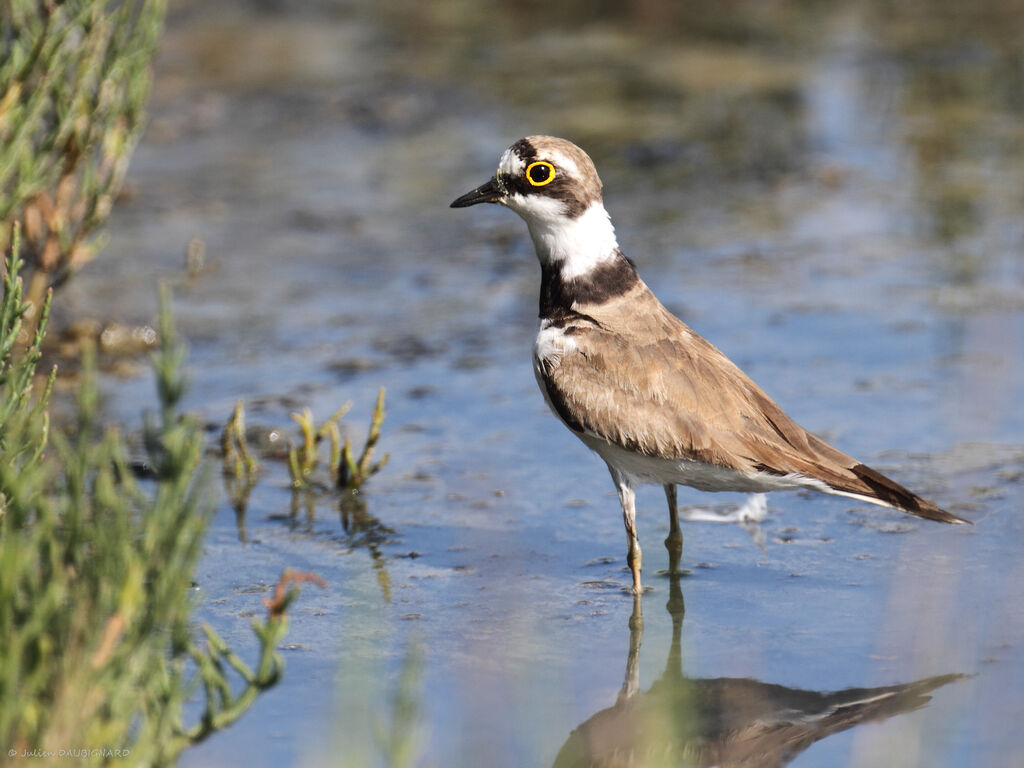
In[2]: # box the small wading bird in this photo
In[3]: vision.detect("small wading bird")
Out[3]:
[451,136,970,594]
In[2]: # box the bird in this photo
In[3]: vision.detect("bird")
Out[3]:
[451,135,970,594]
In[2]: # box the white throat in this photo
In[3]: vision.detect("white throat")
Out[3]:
[517,199,620,279]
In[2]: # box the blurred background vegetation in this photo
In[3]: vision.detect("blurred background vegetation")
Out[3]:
[0,0,166,322]
[0,3,321,765]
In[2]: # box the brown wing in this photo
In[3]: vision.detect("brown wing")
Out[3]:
[540,282,968,524]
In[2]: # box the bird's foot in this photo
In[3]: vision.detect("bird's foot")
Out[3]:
[663,531,684,573]
[656,567,693,577]
[621,583,654,596]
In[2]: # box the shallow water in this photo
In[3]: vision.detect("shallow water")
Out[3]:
[63,1,1024,765]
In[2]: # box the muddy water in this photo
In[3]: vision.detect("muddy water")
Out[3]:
[64,1,1024,765]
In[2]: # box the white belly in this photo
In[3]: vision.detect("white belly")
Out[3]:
[578,433,822,493]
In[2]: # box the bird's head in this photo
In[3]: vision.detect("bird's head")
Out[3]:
[451,136,604,223]
[451,136,617,271]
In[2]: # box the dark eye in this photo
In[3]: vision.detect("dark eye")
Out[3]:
[526,161,555,187]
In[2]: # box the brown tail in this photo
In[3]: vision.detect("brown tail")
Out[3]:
[848,463,971,525]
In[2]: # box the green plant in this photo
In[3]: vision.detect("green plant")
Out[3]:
[338,387,390,491]
[180,568,326,749]
[373,641,425,768]
[333,632,424,768]
[287,402,352,489]
[0,226,53,467]
[222,389,390,494]
[222,398,261,480]
[0,243,314,766]
[0,0,167,316]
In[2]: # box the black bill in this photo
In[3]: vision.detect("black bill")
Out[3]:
[450,177,502,208]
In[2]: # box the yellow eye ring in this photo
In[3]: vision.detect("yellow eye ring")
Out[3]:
[525,161,556,187]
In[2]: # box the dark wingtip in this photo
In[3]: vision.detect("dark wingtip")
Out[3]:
[851,463,972,525]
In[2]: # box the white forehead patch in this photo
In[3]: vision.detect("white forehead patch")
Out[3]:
[497,147,525,177]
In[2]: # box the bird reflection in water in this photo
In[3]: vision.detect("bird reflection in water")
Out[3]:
[555,576,963,768]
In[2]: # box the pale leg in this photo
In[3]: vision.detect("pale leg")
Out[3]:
[663,483,683,574]
[611,468,643,594]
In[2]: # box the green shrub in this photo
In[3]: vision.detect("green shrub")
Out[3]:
[0,0,167,314]
[0,238,311,767]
